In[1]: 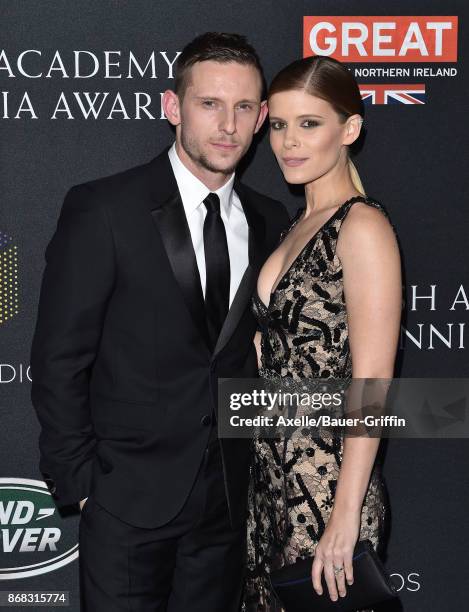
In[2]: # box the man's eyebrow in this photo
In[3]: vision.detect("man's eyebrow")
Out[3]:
[193,96,260,105]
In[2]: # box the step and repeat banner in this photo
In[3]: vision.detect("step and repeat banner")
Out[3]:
[1,1,468,610]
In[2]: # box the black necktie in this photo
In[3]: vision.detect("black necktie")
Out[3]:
[203,192,230,349]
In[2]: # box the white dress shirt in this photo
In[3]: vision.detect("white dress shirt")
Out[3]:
[168,142,249,306]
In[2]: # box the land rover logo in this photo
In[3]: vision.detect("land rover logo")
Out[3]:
[0,478,78,579]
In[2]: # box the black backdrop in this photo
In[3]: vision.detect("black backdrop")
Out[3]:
[1,1,468,610]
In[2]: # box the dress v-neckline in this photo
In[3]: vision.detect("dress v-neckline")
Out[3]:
[257,195,369,309]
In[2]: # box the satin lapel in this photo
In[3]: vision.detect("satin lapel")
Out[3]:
[150,191,211,352]
[212,181,266,358]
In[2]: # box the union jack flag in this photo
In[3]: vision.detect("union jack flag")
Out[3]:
[359,84,426,105]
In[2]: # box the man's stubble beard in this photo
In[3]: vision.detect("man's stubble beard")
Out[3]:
[180,130,244,176]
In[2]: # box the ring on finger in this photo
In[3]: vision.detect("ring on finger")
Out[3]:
[333,565,344,575]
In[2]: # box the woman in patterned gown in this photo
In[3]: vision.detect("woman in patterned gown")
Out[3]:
[243,56,402,610]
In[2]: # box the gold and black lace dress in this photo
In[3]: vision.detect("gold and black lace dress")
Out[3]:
[243,196,391,611]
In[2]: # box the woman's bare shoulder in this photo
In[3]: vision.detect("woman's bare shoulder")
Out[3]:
[337,200,398,258]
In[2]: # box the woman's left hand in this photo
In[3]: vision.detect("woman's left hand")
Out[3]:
[311,508,361,601]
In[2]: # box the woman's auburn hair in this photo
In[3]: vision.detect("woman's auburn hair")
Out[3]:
[268,55,366,195]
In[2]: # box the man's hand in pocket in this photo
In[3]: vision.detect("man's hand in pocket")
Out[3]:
[79,497,88,511]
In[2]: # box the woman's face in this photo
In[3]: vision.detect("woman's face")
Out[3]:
[268,90,361,184]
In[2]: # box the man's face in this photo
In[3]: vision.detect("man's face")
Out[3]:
[170,60,266,176]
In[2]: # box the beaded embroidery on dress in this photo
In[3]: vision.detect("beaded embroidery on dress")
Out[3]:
[242,196,391,612]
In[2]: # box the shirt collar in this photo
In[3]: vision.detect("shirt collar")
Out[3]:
[168,142,236,218]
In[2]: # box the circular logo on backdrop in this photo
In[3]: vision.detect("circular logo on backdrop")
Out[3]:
[0,478,78,579]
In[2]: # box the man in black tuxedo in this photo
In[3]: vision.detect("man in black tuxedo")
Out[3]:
[30,32,288,611]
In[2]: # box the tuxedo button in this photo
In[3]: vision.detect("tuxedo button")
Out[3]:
[200,414,212,426]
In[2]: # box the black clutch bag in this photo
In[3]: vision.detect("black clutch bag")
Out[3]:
[269,539,398,612]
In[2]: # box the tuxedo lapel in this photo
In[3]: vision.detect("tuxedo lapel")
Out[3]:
[212,180,266,358]
[148,151,211,352]
[147,150,267,359]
